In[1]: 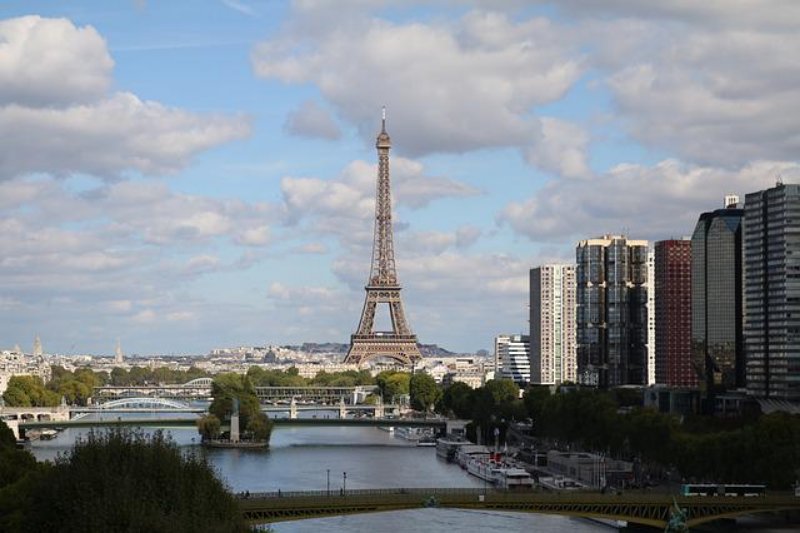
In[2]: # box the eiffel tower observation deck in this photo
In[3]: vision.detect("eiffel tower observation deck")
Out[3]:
[344,110,422,366]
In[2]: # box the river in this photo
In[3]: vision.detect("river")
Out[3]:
[26,413,605,533]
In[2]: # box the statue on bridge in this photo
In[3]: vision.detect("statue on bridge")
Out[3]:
[665,497,688,533]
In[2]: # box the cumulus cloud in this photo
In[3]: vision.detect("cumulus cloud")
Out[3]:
[0,16,250,181]
[284,100,342,140]
[0,16,113,106]
[526,117,591,179]
[280,156,478,247]
[253,9,582,158]
[564,4,800,167]
[500,159,800,242]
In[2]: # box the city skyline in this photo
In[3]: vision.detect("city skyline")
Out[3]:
[1,1,799,355]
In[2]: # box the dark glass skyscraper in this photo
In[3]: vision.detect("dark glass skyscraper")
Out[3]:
[576,235,650,388]
[744,183,800,400]
[691,200,744,393]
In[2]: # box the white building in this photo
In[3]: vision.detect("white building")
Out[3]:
[647,248,656,385]
[496,334,530,385]
[529,265,577,385]
[0,348,52,396]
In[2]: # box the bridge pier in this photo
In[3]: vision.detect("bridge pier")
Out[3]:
[339,398,346,419]
[289,399,298,420]
[374,398,384,419]
[3,418,20,439]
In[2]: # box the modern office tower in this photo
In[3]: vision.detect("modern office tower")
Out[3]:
[576,235,650,388]
[529,265,576,385]
[655,239,697,387]
[647,249,656,385]
[691,197,744,393]
[744,183,800,400]
[496,334,531,385]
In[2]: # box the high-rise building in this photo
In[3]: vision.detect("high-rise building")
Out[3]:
[647,248,656,385]
[655,239,697,387]
[529,265,576,385]
[576,235,650,387]
[744,183,800,400]
[691,198,744,392]
[496,334,530,385]
[493,334,510,375]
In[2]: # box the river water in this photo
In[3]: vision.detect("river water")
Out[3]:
[26,414,605,533]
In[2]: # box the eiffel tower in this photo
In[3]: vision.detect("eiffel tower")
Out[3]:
[344,110,422,366]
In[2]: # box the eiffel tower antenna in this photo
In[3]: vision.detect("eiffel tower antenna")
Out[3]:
[344,109,422,366]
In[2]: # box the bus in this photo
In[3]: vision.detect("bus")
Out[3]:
[681,483,766,497]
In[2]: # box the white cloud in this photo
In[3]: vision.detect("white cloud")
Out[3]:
[253,9,582,158]
[525,117,591,179]
[0,92,250,180]
[0,16,113,106]
[284,100,342,140]
[280,156,478,247]
[0,16,250,181]
[500,159,800,242]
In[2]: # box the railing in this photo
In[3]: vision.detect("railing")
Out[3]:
[240,487,493,500]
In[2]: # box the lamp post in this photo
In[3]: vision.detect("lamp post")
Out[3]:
[343,471,347,496]
[327,469,330,496]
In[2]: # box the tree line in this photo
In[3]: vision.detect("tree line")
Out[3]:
[435,380,800,489]
[0,424,253,532]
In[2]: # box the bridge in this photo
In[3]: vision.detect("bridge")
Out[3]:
[237,487,800,529]
[91,383,377,405]
[15,415,453,438]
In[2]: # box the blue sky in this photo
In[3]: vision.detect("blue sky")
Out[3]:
[1,1,799,355]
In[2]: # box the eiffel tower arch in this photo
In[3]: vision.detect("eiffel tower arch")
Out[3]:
[344,110,422,367]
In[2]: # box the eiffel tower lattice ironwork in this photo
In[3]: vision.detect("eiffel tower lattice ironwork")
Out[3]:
[344,110,422,366]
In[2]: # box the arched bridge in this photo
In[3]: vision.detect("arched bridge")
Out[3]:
[70,398,203,419]
[238,488,800,529]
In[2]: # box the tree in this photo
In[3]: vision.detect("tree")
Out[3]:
[436,382,473,418]
[2,376,59,407]
[196,414,221,441]
[209,373,272,442]
[409,372,439,412]
[7,429,252,532]
[375,371,410,402]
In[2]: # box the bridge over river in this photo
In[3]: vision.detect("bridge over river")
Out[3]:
[237,487,800,529]
[16,415,454,437]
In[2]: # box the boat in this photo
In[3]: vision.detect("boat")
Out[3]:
[466,457,503,484]
[455,444,491,468]
[435,435,469,461]
[538,475,587,491]
[493,467,534,490]
[416,436,436,447]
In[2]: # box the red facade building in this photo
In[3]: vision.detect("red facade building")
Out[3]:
[655,239,697,387]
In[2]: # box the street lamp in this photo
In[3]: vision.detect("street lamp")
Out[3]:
[327,469,330,496]
[343,471,347,496]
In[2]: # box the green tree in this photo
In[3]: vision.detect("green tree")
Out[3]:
[8,429,252,532]
[209,373,272,442]
[2,376,59,407]
[375,371,410,402]
[196,414,222,441]
[436,382,473,418]
[409,372,440,412]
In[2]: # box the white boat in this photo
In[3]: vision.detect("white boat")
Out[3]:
[466,458,503,484]
[538,475,587,491]
[455,445,491,468]
[493,468,534,490]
